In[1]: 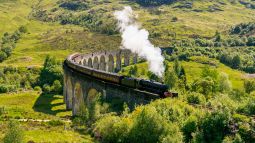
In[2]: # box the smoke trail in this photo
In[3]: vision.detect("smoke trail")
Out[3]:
[114,6,165,77]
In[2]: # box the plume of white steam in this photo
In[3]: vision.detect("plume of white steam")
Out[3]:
[114,6,165,77]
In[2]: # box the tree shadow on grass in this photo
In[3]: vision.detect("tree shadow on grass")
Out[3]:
[33,93,68,116]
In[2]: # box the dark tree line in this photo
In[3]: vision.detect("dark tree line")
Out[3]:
[0,26,27,62]
[219,54,242,69]
[230,23,255,36]
[131,0,179,6]
[59,1,89,11]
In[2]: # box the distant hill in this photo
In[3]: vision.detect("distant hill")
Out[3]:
[0,0,255,67]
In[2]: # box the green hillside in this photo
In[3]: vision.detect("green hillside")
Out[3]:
[1,0,255,142]
[1,0,255,67]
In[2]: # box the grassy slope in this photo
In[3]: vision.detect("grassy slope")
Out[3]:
[0,0,255,66]
[0,92,70,119]
[182,61,244,89]
[0,0,34,35]
[0,91,94,142]
[138,0,255,45]
[0,0,72,67]
[0,0,120,67]
[120,57,245,89]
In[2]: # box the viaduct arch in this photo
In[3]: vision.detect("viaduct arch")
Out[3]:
[63,49,160,116]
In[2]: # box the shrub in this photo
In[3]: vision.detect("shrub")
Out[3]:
[192,77,214,96]
[222,134,243,143]
[218,73,232,92]
[0,107,4,116]
[182,116,198,142]
[3,120,24,143]
[39,55,63,87]
[43,84,51,93]
[230,23,255,36]
[129,107,183,143]
[172,17,178,22]
[73,104,89,126]
[93,105,183,143]
[247,37,255,46]
[199,109,231,143]
[0,84,9,93]
[238,123,255,142]
[93,115,122,142]
[147,71,160,82]
[87,93,102,122]
[11,30,21,42]
[18,26,28,33]
[238,98,255,115]
[128,65,138,77]
[164,70,178,89]
[1,46,12,57]
[34,86,42,92]
[0,51,7,62]
[47,120,64,126]
[244,79,255,93]
[51,80,62,94]
[0,67,40,93]
[187,92,206,104]
[232,113,250,123]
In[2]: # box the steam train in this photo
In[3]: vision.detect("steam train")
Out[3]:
[65,57,178,98]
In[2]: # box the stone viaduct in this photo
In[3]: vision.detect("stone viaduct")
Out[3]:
[63,49,162,116]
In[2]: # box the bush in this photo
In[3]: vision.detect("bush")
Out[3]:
[34,86,42,92]
[182,116,198,142]
[18,26,28,33]
[192,77,214,96]
[51,80,62,94]
[47,120,64,126]
[172,17,178,22]
[238,123,255,142]
[43,84,51,93]
[129,107,183,143]
[0,84,9,93]
[0,51,7,62]
[93,115,122,142]
[93,106,183,143]
[128,65,138,77]
[147,71,160,82]
[0,84,15,93]
[0,107,4,116]
[39,55,63,87]
[1,46,12,57]
[222,134,243,143]
[244,79,255,93]
[87,93,102,122]
[164,70,178,89]
[198,109,231,143]
[218,73,232,92]
[238,98,255,115]
[187,92,206,105]
[247,37,255,46]
[3,120,24,143]
[0,67,40,93]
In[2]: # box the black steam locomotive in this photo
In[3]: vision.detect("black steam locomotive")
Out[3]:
[120,77,176,98]
[65,58,177,98]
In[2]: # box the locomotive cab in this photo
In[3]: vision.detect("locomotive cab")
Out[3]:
[164,91,178,98]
